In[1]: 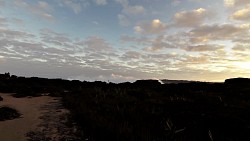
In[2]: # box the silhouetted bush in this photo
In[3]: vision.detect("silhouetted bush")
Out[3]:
[0,107,21,121]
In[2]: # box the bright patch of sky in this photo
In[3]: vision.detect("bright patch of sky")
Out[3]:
[0,0,250,82]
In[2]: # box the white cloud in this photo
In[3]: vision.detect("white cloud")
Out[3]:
[134,19,167,34]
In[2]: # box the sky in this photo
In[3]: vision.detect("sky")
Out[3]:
[0,0,250,82]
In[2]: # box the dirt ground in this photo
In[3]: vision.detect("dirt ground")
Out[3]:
[0,93,80,141]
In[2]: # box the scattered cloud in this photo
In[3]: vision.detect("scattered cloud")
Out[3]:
[80,36,114,53]
[14,0,55,21]
[115,0,145,26]
[224,0,235,8]
[174,8,210,27]
[118,14,130,26]
[189,24,247,41]
[143,35,176,52]
[93,0,107,5]
[0,17,7,27]
[134,19,167,34]
[0,0,5,7]
[224,0,250,8]
[122,5,145,15]
[231,6,250,21]
[120,35,150,45]
[0,28,35,39]
[56,0,89,14]
[232,43,250,51]
[183,44,224,52]
[171,0,181,6]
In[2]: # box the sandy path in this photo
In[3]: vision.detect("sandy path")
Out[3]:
[0,93,80,141]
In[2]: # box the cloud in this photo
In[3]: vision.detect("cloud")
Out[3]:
[143,35,176,52]
[40,28,73,47]
[118,14,130,26]
[174,8,210,27]
[232,43,250,51]
[14,0,55,21]
[183,44,224,52]
[189,24,247,41]
[120,35,150,45]
[134,19,167,34]
[231,6,250,21]
[93,0,107,5]
[0,0,5,7]
[0,17,7,27]
[182,55,209,64]
[0,28,35,39]
[224,0,250,8]
[56,0,89,14]
[224,0,235,7]
[122,5,145,15]
[120,51,143,61]
[115,0,145,26]
[115,0,128,7]
[79,36,114,53]
[171,0,181,6]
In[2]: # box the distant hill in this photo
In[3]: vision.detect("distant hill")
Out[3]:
[160,79,200,84]
[225,78,250,85]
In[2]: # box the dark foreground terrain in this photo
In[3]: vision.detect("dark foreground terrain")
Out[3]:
[1,72,250,141]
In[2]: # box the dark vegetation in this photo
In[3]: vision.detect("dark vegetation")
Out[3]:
[0,107,21,121]
[1,72,250,140]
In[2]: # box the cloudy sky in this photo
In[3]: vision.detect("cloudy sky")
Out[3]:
[0,0,250,82]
